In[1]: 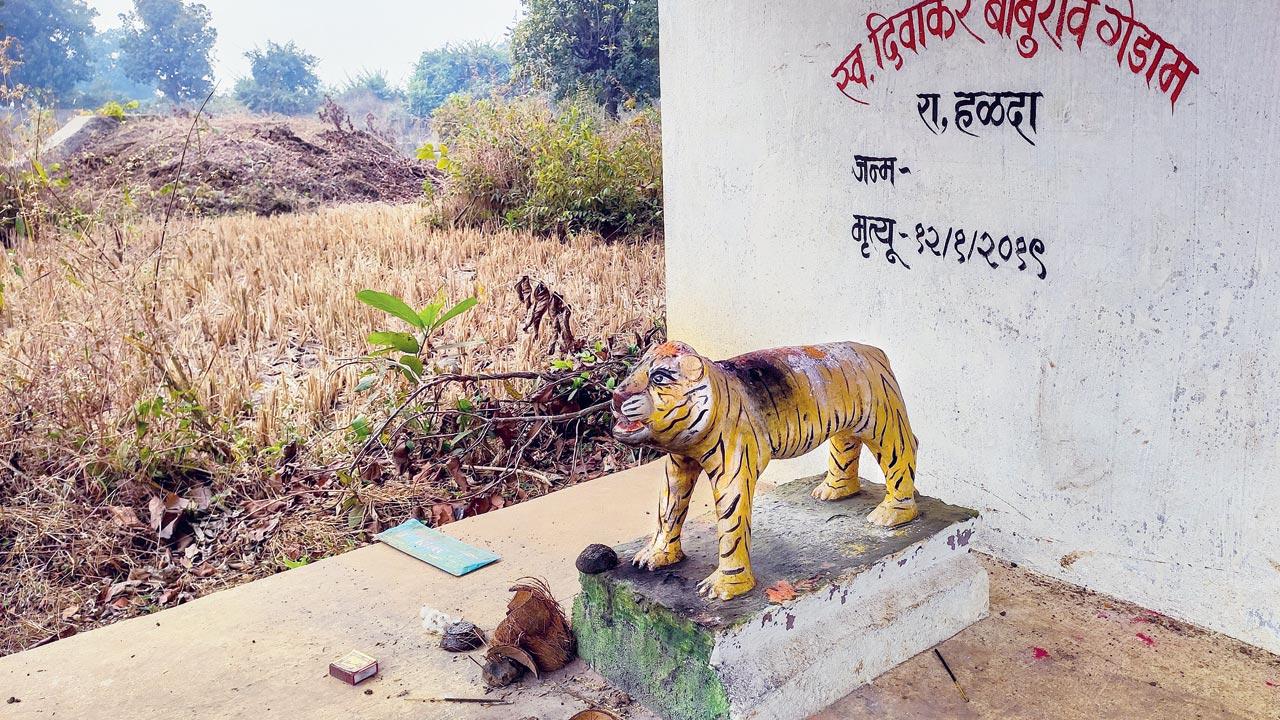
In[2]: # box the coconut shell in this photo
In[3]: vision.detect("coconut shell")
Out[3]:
[569,710,621,720]
[487,643,540,678]
[490,577,576,673]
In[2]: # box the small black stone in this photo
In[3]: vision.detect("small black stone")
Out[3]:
[576,543,619,574]
[440,620,486,652]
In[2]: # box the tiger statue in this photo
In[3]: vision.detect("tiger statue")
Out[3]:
[611,340,919,601]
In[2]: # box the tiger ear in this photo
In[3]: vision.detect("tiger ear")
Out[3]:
[677,353,705,381]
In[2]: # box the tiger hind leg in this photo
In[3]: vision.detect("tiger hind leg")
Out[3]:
[812,431,862,501]
[866,432,919,527]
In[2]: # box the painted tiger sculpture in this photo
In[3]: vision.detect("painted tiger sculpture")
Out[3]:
[611,340,919,601]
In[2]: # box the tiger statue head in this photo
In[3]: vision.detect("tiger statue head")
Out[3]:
[611,341,715,451]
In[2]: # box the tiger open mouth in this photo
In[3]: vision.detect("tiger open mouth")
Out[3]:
[613,418,646,435]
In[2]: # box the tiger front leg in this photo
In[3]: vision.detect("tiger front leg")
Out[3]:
[697,447,761,601]
[633,454,701,571]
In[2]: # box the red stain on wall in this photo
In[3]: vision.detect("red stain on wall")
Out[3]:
[1032,647,1050,660]
[1136,632,1156,646]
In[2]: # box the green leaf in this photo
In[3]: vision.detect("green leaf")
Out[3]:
[354,375,377,392]
[347,503,366,530]
[356,290,425,329]
[399,354,424,381]
[456,397,474,413]
[366,330,420,354]
[434,297,477,329]
[418,301,443,328]
[350,416,371,440]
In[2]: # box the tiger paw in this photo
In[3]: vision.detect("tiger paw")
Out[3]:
[696,568,755,601]
[632,542,684,571]
[867,497,919,527]
[812,474,861,501]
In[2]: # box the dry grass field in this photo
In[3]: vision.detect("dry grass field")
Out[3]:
[0,202,664,654]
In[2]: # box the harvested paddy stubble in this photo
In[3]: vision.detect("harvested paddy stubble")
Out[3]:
[0,203,663,654]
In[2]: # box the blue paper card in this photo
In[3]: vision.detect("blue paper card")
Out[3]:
[375,519,500,576]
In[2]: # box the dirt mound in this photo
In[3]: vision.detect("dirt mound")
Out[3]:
[60,115,435,216]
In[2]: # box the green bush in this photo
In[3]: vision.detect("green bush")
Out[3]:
[425,94,662,239]
[94,98,140,120]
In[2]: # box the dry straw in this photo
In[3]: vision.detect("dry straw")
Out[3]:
[0,202,663,654]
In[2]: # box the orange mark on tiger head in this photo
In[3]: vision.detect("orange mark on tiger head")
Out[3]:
[802,346,827,359]
[653,341,694,358]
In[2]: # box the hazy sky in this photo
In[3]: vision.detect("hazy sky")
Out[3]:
[87,0,523,89]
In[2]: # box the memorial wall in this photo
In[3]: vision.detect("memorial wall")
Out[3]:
[660,0,1280,653]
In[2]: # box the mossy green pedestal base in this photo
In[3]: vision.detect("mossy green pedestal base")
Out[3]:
[573,477,988,720]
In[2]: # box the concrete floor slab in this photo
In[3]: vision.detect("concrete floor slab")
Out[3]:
[2,465,1276,719]
[0,461,708,720]
[817,556,1280,720]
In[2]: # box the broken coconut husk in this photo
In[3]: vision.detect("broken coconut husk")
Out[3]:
[492,577,576,674]
[481,654,524,688]
[488,643,540,678]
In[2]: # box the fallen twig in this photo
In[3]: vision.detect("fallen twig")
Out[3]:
[405,696,512,705]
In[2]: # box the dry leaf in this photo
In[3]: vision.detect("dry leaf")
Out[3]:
[764,580,797,604]
[106,505,143,528]
[392,440,413,475]
[429,503,454,527]
[467,494,492,516]
[148,492,189,541]
[359,459,385,484]
[793,573,825,593]
[514,275,576,354]
[445,456,470,492]
[189,486,213,511]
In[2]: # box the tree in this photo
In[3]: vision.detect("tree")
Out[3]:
[74,27,157,107]
[0,0,96,101]
[511,0,658,116]
[234,41,320,115]
[406,42,510,118]
[340,70,403,103]
[118,0,217,103]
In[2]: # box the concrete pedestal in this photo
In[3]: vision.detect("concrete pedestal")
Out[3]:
[573,477,989,720]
